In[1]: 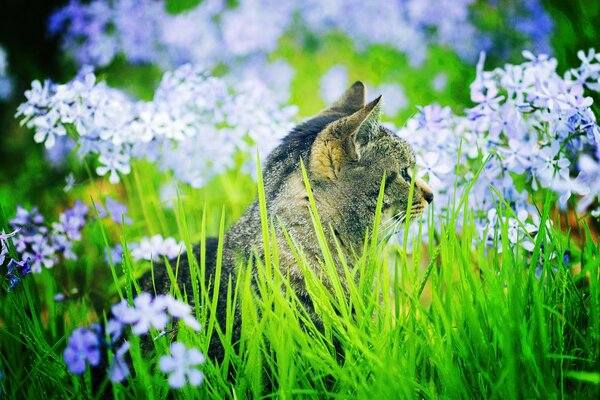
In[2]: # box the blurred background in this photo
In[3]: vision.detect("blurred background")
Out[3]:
[0,0,598,217]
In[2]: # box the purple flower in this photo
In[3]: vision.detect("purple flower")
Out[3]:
[63,327,102,374]
[22,234,57,273]
[10,206,44,232]
[6,272,20,291]
[159,342,205,388]
[497,138,533,174]
[8,257,32,276]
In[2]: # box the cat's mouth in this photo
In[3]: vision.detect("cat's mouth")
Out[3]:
[381,203,427,234]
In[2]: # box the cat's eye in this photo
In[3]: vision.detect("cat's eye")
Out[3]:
[401,168,411,182]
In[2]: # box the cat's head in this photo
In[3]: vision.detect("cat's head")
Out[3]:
[309,82,432,228]
[263,81,433,240]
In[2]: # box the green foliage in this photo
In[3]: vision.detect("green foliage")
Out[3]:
[1,154,599,398]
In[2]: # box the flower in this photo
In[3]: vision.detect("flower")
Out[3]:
[110,293,201,336]
[108,342,130,383]
[111,293,170,335]
[104,197,132,224]
[6,272,20,291]
[129,234,185,262]
[7,258,32,276]
[162,295,201,331]
[64,173,76,192]
[63,327,102,374]
[18,64,296,187]
[159,342,205,388]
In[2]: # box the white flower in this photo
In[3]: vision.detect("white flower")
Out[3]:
[129,234,185,262]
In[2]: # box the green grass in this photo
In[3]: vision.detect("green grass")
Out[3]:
[0,155,598,399]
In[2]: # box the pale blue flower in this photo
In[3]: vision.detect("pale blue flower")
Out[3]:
[110,293,201,337]
[105,197,132,225]
[111,293,170,335]
[159,342,205,388]
[108,342,130,383]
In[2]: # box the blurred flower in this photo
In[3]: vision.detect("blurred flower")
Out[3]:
[372,83,408,117]
[110,293,201,336]
[159,342,205,388]
[22,234,57,273]
[63,327,102,374]
[105,197,132,225]
[0,45,13,100]
[432,73,448,92]
[129,234,185,262]
[64,174,76,192]
[18,64,296,187]
[319,65,349,104]
[49,0,553,71]
[162,296,202,331]
[108,342,130,383]
[111,293,170,335]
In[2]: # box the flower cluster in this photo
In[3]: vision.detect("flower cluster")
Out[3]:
[5,198,131,276]
[397,49,600,251]
[63,293,204,387]
[0,45,12,100]
[17,64,297,187]
[49,0,552,70]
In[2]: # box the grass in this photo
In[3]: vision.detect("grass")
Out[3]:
[0,155,599,399]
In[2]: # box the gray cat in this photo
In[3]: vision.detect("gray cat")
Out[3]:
[141,81,433,360]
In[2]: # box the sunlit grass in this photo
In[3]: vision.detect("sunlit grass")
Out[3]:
[1,156,598,399]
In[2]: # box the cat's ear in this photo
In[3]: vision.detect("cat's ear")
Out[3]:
[310,96,382,180]
[345,95,382,147]
[320,81,366,116]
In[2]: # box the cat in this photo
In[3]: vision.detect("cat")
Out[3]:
[141,81,434,361]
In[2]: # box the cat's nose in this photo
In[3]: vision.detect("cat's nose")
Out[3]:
[423,191,434,204]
